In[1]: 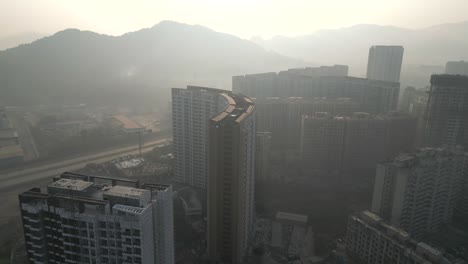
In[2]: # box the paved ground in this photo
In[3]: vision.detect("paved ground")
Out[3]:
[7,112,39,161]
[0,136,170,191]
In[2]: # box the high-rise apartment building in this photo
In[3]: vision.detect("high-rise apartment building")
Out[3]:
[446,61,468,76]
[19,172,174,264]
[254,97,359,159]
[366,45,404,83]
[284,65,349,77]
[371,147,465,239]
[207,93,256,263]
[233,72,399,113]
[300,112,416,174]
[346,211,462,264]
[424,75,468,148]
[455,153,468,228]
[255,132,272,182]
[172,86,230,189]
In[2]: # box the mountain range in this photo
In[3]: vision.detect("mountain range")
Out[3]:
[0,21,302,106]
[0,32,47,51]
[1,20,467,106]
[252,21,468,86]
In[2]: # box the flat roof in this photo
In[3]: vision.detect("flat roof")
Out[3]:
[48,178,93,192]
[113,115,145,130]
[104,185,149,199]
[0,145,24,159]
[0,129,18,138]
[276,211,308,224]
[362,210,382,223]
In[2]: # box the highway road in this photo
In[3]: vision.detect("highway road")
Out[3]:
[0,136,171,191]
[7,112,40,161]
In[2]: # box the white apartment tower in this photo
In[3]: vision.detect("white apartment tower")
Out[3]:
[171,86,229,189]
[19,172,174,264]
[366,45,404,83]
[371,147,465,239]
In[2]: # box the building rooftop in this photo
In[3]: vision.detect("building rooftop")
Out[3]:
[48,178,93,192]
[113,115,145,130]
[0,129,18,139]
[276,211,308,225]
[0,145,24,159]
[113,204,147,215]
[430,74,468,86]
[104,185,149,199]
[211,92,255,124]
[352,211,449,261]
[113,157,144,169]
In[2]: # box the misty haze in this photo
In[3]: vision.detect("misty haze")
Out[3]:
[0,1,468,264]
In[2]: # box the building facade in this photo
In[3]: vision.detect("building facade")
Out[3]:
[446,61,468,76]
[171,86,229,189]
[371,147,465,239]
[233,71,399,114]
[207,93,256,263]
[366,45,404,83]
[254,97,360,160]
[255,132,272,182]
[19,172,174,264]
[424,75,468,148]
[283,65,349,77]
[455,153,468,228]
[346,211,461,264]
[300,112,416,174]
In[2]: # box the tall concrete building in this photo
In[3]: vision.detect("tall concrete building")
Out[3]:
[371,147,465,239]
[366,45,404,83]
[424,75,468,148]
[255,132,272,182]
[233,71,399,113]
[300,112,416,175]
[19,172,174,264]
[207,93,256,263]
[446,61,468,76]
[172,86,230,189]
[455,153,468,228]
[254,97,359,160]
[284,65,348,77]
[346,211,462,264]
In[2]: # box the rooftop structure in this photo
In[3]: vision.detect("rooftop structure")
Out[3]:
[346,211,462,264]
[276,212,308,226]
[280,65,349,77]
[113,115,146,133]
[48,178,94,192]
[19,172,174,264]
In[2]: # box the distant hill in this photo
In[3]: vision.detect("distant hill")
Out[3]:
[0,21,303,106]
[252,21,468,87]
[0,32,47,51]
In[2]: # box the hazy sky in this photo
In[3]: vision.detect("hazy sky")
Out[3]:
[1,0,467,38]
